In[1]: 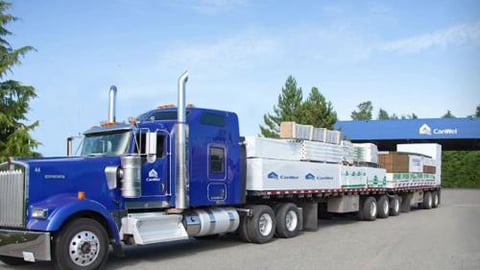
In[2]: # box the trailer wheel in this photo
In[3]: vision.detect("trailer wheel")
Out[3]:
[432,191,440,208]
[53,218,109,270]
[389,195,401,216]
[360,197,377,221]
[275,203,300,238]
[377,195,389,219]
[247,205,276,244]
[422,191,433,209]
[400,193,412,213]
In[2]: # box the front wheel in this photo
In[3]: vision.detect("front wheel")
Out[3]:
[53,218,109,270]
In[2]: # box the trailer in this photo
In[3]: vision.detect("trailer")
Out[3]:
[0,71,441,270]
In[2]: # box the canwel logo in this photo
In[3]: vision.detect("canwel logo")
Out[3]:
[267,172,279,179]
[419,123,432,135]
[305,173,315,180]
[148,169,159,178]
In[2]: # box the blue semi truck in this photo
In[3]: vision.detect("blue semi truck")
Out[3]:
[0,72,441,270]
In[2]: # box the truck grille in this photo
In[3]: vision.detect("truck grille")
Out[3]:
[0,170,26,228]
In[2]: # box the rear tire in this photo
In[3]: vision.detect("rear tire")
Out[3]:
[432,191,440,208]
[275,203,300,238]
[246,205,276,244]
[401,193,412,213]
[377,195,389,219]
[360,197,377,221]
[53,218,109,270]
[389,195,401,216]
[422,191,433,209]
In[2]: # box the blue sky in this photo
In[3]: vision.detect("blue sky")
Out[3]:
[7,0,480,156]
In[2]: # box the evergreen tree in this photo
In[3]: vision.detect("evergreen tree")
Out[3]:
[0,1,39,161]
[301,87,337,129]
[351,101,373,120]
[377,108,389,120]
[442,110,455,118]
[260,76,303,138]
[260,76,338,137]
[476,105,480,117]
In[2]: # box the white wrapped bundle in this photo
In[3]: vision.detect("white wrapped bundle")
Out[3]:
[300,140,344,163]
[353,143,379,164]
[244,136,302,161]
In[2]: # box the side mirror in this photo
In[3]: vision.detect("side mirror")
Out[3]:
[146,132,157,163]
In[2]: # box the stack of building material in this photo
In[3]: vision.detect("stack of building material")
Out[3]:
[280,122,313,140]
[397,143,442,187]
[299,140,344,163]
[311,127,327,142]
[244,136,302,161]
[422,157,436,173]
[280,121,342,145]
[379,152,436,188]
[326,130,341,144]
[352,143,379,164]
[341,140,355,164]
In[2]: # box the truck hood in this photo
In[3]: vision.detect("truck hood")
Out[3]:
[22,156,122,205]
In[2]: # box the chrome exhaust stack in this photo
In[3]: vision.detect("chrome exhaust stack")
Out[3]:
[175,71,189,210]
[108,85,117,122]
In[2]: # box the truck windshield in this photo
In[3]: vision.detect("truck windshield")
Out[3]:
[81,130,131,156]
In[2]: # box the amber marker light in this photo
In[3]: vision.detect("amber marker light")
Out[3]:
[77,191,86,200]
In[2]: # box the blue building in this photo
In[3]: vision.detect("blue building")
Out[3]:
[335,117,480,151]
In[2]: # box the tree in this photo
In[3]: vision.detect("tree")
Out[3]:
[351,101,373,120]
[260,76,338,137]
[0,1,39,162]
[442,110,455,118]
[260,76,303,138]
[378,108,389,120]
[476,105,480,117]
[301,87,337,129]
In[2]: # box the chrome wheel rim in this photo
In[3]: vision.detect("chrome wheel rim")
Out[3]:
[383,200,389,215]
[285,210,298,231]
[370,201,377,217]
[394,198,400,212]
[434,193,439,205]
[259,213,273,236]
[69,230,100,266]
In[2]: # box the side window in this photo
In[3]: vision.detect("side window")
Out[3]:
[209,146,226,178]
[134,133,166,158]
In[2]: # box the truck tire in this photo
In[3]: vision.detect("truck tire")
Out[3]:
[0,256,30,265]
[247,205,276,244]
[422,191,433,209]
[238,211,252,243]
[377,195,389,219]
[360,197,377,221]
[389,195,401,216]
[400,193,412,213]
[53,218,109,270]
[275,203,300,238]
[432,191,440,208]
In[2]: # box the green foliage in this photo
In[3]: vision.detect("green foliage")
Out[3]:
[260,76,337,137]
[0,1,39,161]
[442,151,480,188]
[476,104,480,117]
[300,87,337,129]
[351,101,372,120]
[378,108,389,120]
[442,110,455,118]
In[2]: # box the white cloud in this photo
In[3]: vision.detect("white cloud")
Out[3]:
[380,22,480,54]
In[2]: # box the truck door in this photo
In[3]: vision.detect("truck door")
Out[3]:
[138,132,170,197]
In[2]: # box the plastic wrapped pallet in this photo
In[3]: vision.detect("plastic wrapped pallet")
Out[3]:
[311,127,327,142]
[244,136,302,161]
[246,158,341,191]
[341,140,355,164]
[365,167,387,188]
[325,130,341,144]
[280,122,313,140]
[299,140,343,163]
[352,143,379,164]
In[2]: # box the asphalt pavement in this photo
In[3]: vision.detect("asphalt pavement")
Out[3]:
[2,188,479,270]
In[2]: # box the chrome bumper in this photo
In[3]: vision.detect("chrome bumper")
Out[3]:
[0,229,51,262]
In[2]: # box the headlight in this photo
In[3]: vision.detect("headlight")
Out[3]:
[31,208,48,219]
